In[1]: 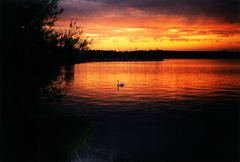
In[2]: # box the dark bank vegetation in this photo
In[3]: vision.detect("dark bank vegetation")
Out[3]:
[1,0,90,75]
[0,1,92,162]
[1,0,91,106]
[0,0,89,112]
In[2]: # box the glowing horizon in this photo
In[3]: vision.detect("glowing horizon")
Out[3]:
[56,0,240,51]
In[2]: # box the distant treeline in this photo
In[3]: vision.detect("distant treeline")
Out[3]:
[161,50,240,59]
[73,50,240,63]
[75,50,164,62]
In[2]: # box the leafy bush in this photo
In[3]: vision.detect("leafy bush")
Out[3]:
[45,21,92,51]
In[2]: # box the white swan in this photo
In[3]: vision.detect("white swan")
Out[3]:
[117,80,124,87]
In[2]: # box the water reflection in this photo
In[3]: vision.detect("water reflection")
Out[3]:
[55,60,239,162]
[63,60,240,110]
[3,64,94,162]
[37,66,93,162]
[40,65,75,102]
[16,60,238,162]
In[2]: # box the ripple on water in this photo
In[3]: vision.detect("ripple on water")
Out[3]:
[57,59,240,112]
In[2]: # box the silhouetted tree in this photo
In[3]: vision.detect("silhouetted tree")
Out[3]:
[44,20,92,64]
[1,0,62,51]
[46,21,91,51]
[1,0,92,67]
[59,21,91,51]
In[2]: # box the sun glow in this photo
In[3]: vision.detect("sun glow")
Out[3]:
[168,29,179,33]
[57,0,240,51]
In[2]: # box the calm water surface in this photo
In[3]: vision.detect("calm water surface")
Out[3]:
[63,59,239,110]
[45,59,239,162]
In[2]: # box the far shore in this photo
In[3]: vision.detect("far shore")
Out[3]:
[71,50,240,64]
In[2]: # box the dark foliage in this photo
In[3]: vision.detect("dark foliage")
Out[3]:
[1,0,63,63]
[45,20,92,64]
[0,1,92,162]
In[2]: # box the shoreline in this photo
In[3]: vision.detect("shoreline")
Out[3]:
[71,50,239,64]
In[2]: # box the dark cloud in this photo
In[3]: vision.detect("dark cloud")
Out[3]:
[60,0,240,23]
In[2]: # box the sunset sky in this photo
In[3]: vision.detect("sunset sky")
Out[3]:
[56,0,240,51]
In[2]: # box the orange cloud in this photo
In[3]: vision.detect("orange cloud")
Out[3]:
[56,0,240,51]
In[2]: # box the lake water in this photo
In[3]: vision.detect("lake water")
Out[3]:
[62,59,239,110]
[42,59,240,162]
